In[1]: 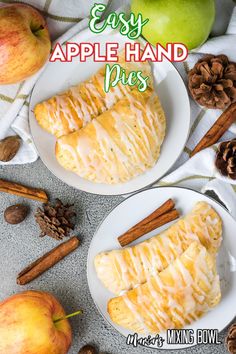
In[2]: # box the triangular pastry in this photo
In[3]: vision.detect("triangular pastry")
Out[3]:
[95,202,222,294]
[108,242,221,334]
[55,87,166,184]
[34,53,153,138]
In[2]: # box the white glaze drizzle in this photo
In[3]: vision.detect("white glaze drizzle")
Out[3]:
[113,242,220,333]
[95,202,222,295]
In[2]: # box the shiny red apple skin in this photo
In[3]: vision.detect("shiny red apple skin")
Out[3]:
[0,4,51,85]
[0,290,72,354]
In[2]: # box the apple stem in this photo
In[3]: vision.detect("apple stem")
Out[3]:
[54,310,83,324]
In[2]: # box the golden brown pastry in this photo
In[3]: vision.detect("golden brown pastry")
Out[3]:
[95,202,222,294]
[108,242,221,334]
[34,55,153,138]
[55,87,166,184]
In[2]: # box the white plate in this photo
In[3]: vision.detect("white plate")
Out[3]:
[29,28,190,196]
[87,187,236,349]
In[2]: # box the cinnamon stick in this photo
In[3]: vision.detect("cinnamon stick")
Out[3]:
[118,209,180,247]
[118,199,175,247]
[191,102,236,157]
[17,236,80,285]
[0,178,48,203]
[125,199,175,234]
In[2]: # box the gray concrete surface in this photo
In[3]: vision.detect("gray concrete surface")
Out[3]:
[0,159,233,354]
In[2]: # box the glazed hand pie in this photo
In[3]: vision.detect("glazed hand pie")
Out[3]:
[34,55,153,138]
[34,51,165,184]
[95,202,222,294]
[108,242,221,334]
[55,87,166,184]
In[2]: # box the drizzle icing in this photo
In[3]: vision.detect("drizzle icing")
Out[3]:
[95,202,222,295]
[109,242,221,334]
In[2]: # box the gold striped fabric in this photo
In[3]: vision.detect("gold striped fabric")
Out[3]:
[1,0,236,204]
[0,0,108,145]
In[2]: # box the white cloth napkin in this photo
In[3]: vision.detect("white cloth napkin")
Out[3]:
[154,6,236,215]
[157,142,236,217]
[0,0,108,165]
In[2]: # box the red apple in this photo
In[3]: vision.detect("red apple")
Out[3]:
[0,290,72,354]
[0,4,51,85]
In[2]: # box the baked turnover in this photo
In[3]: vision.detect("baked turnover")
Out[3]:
[108,242,221,334]
[34,55,153,138]
[95,202,222,294]
[55,87,166,184]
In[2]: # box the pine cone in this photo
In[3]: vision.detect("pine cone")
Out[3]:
[226,323,236,354]
[215,139,236,180]
[188,54,236,109]
[35,199,76,240]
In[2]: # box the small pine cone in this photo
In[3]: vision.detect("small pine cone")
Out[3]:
[35,199,76,240]
[188,54,236,109]
[226,323,236,354]
[215,139,236,180]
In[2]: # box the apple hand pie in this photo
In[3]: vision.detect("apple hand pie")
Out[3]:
[108,242,221,334]
[55,87,166,184]
[34,55,153,138]
[95,202,222,294]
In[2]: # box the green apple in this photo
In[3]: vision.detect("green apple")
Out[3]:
[131,0,215,50]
